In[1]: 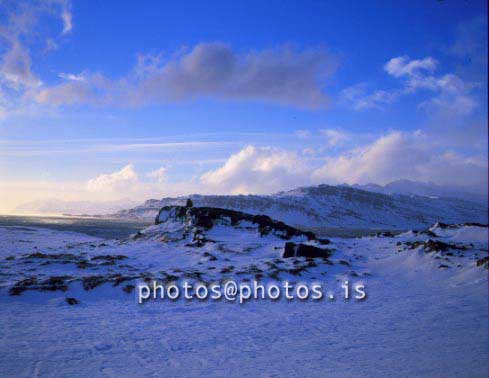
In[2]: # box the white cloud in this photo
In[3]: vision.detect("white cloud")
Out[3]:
[312,131,487,188]
[86,164,139,193]
[313,132,425,184]
[201,145,311,194]
[384,56,437,78]
[84,164,198,201]
[385,56,477,116]
[199,137,486,194]
[88,139,485,197]
[58,72,85,82]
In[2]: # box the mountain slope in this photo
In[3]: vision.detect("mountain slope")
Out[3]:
[113,184,488,230]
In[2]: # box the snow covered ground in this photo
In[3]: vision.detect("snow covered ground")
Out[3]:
[0,217,488,377]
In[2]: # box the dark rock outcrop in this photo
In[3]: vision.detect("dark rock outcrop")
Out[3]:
[403,239,467,253]
[433,222,488,229]
[66,297,79,305]
[283,242,332,258]
[476,256,489,269]
[155,205,317,241]
[9,275,72,295]
[9,277,37,295]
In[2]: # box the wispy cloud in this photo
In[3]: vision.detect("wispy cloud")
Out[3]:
[340,83,399,110]
[0,0,73,117]
[146,167,167,183]
[93,141,236,153]
[58,73,85,82]
[0,140,237,157]
[319,128,350,147]
[341,55,478,116]
[60,2,73,34]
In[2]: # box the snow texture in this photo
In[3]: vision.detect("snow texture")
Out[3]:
[0,211,488,377]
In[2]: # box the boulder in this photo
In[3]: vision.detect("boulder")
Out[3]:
[66,297,79,305]
[283,242,332,258]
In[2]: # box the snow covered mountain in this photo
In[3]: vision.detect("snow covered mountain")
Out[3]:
[14,198,139,216]
[113,184,488,230]
[351,180,488,204]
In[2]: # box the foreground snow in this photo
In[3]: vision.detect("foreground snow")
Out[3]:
[0,221,487,377]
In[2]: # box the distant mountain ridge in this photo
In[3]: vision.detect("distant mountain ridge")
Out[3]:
[113,184,488,231]
[350,180,487,204]
[14,199,139,216]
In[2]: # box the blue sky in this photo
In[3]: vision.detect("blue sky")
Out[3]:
[0,0,487,213]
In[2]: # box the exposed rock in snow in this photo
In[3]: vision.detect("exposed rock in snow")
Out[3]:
[394,223,488,272]
[154,205,318,241]
[283,242,332,258]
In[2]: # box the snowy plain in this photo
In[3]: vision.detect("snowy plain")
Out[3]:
[0,218,488,377]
